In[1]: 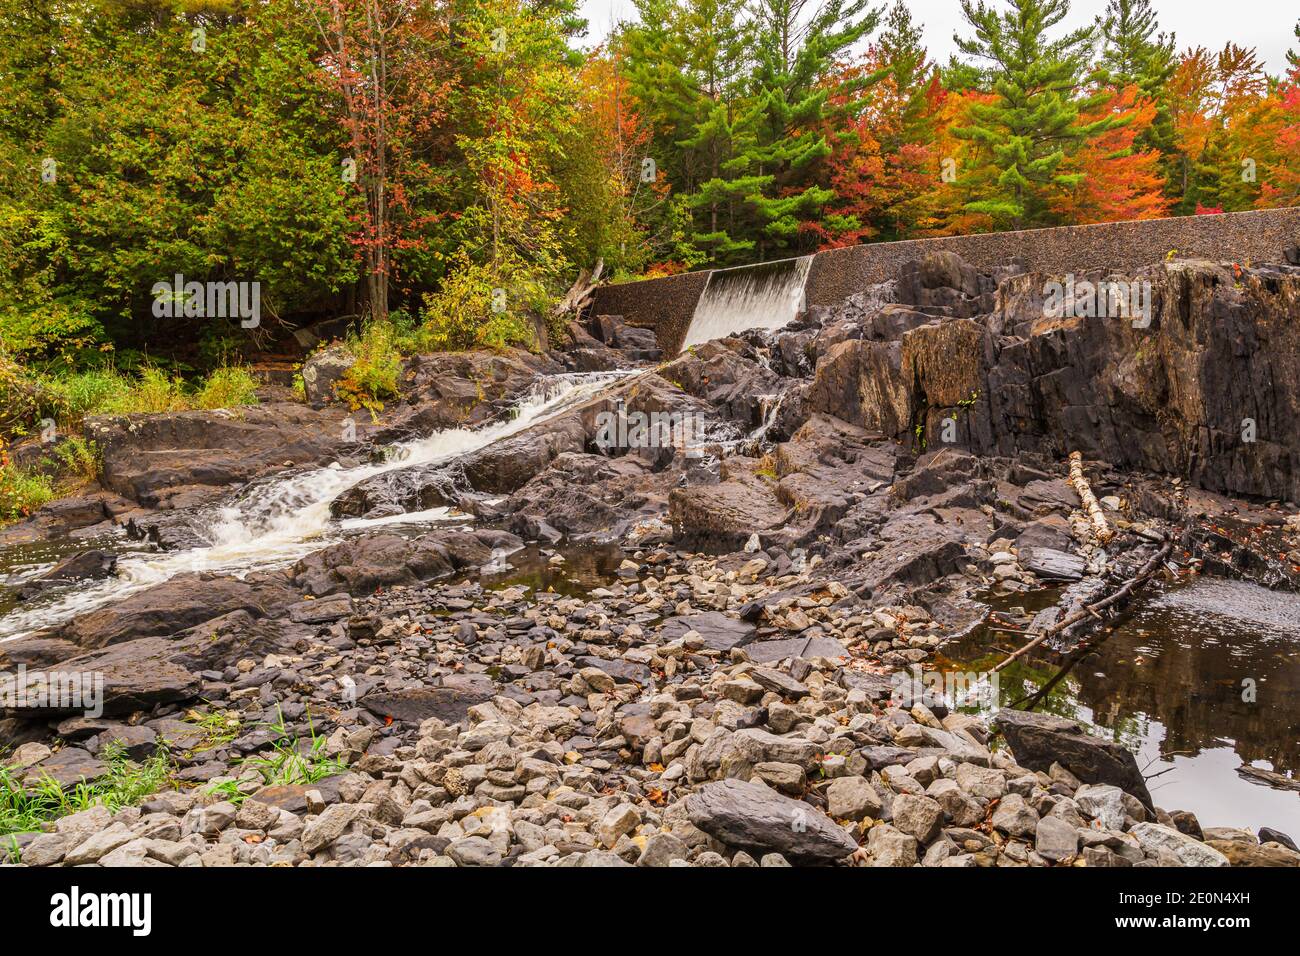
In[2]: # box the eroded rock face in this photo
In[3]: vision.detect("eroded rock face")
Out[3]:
[806,259,1300,502]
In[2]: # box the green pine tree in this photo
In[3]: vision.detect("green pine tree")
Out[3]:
[951,0,1117,229]
[744,0,882,259]
[621,0,759,264]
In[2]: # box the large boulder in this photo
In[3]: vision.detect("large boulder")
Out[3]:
[58,574,298,649]
[291,528,522,597]
[992,708,1154,809]
[300,345,354,406]
[87,403,362,509]
[686,778,859,865]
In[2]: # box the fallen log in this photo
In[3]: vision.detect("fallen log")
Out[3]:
[1068,451,1113,545]
[992,539,1173,675]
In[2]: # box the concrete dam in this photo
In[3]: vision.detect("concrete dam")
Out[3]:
[589,207,1300,355]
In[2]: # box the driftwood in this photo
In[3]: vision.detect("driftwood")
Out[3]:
[552,258,605,320]
[1068,451,1113,544]
[992,539,1173,676]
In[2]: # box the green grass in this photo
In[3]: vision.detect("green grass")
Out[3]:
[205,708,346,805]
[0,457,55,521]
[0,742,175,841]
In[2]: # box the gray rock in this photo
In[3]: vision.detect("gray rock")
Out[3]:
[636,832,689,867]
[891,793,943,843]
[687,779,858,866]
[866,823,918,866]
[1130,823,1228,867]
[1034,814,1079,862]
[826,776,882,821]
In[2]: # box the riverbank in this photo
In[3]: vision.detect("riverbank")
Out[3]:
[2,250,1299,866]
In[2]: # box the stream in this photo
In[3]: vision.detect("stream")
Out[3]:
[936,577,1300,833]
[0,371,626,642]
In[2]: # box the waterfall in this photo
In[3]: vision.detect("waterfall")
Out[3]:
[681,255,813,350]
[0,371,627,641]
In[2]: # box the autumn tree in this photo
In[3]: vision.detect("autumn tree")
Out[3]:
[306,0,453,322]
[950,0,1117,230]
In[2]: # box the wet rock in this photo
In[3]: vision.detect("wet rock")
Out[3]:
[293,529,522,597]
[16,549,118,600]
[58,574,297,649]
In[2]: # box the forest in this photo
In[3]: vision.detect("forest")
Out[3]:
[2,0,1300,514]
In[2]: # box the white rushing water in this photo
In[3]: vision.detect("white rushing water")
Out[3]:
[0,371,626,642]
[681,255,813,350]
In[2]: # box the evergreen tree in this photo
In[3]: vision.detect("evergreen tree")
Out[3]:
[621,0,759,265]
[950,0,1115,229]
[744,0,882,258]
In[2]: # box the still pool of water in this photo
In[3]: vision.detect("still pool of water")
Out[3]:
[936,578,1300,834]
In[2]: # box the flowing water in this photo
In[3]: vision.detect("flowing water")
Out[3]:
[682,256,813,350]
[0,371,627,642]
[937,578,1300,833]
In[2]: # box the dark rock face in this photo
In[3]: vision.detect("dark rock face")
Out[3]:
[669,458,787,550]
[687,778,859,865]
[58,574,298,649]
[374,348,562,441]
[0,637,203,718]
[291,529,522,597]
[86,403,362,509]
[807,259,1300,502]
[992,709,1155,809]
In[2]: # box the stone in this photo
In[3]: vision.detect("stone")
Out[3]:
[63,822,136,865]
[991,793,1038,838]
[1034,815,1079,862]
[637,832,689,867]
[446,835,503,867]
[992,709,1153,808]
[1129,823,1229,867]
[596,804,640,848]
[302,803,366,854]
[891,793,942,844]
[1075,784,1126,830]
[687,779,858,866]
[866,824,918,867]
[826,776,882,821]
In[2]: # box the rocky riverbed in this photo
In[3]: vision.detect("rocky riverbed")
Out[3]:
[2,250,1299,867]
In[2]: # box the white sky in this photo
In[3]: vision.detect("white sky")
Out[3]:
[576,0,1298,75]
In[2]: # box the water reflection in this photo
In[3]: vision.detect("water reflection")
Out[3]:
[938,578,1300,833]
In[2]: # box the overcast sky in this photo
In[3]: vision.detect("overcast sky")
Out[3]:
[576,0,1298,75]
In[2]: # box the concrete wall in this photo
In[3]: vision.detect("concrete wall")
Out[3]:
[589,207,1300,355]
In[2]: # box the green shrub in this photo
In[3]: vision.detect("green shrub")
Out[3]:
[0,452,55,522]
[416,254,544,353]
[195,365,261,410]
[337,319,402,413]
